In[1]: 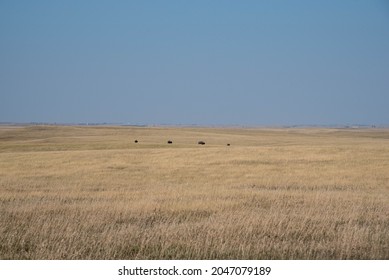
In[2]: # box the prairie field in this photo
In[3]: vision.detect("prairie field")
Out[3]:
[0,125,388,259]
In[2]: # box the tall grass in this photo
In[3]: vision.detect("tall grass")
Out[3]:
[0,125,388,259]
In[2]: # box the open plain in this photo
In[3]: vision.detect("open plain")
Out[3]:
[0,125,388,259]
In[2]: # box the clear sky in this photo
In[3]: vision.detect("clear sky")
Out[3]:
[1,0,388,126]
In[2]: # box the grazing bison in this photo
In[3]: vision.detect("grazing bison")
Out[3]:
[134,140,138,143]
[227,143,230,146]
[198,141,205,145]
[167,140,173,144]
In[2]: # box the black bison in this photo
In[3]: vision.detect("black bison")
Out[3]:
[227,143,230,146]
[167,140,173,144]
[198,141,205,145]
[134,140,138,143]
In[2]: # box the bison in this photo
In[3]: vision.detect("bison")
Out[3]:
[167,140,173,144]
[134,140,138,143]
[198,141,205,145]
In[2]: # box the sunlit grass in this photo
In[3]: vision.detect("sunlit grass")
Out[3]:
[0,125,388,259]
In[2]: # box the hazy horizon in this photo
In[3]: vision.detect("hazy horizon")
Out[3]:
[1,1,389,126]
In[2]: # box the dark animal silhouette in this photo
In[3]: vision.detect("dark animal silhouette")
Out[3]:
[227,143,230,146]
[198,141,205,145]
[134,140,138,143]
[167,140,173,144]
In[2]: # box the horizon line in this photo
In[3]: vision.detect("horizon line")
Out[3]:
[0,121,386,129]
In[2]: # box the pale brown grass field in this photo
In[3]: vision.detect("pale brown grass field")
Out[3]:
[0,125,388,259]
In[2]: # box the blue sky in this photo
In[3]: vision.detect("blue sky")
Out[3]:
[1,0,388,125]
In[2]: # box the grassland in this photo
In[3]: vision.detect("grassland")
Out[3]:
[0,125,388,259]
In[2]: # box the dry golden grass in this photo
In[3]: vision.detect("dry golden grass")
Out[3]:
[0,125,388,259]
